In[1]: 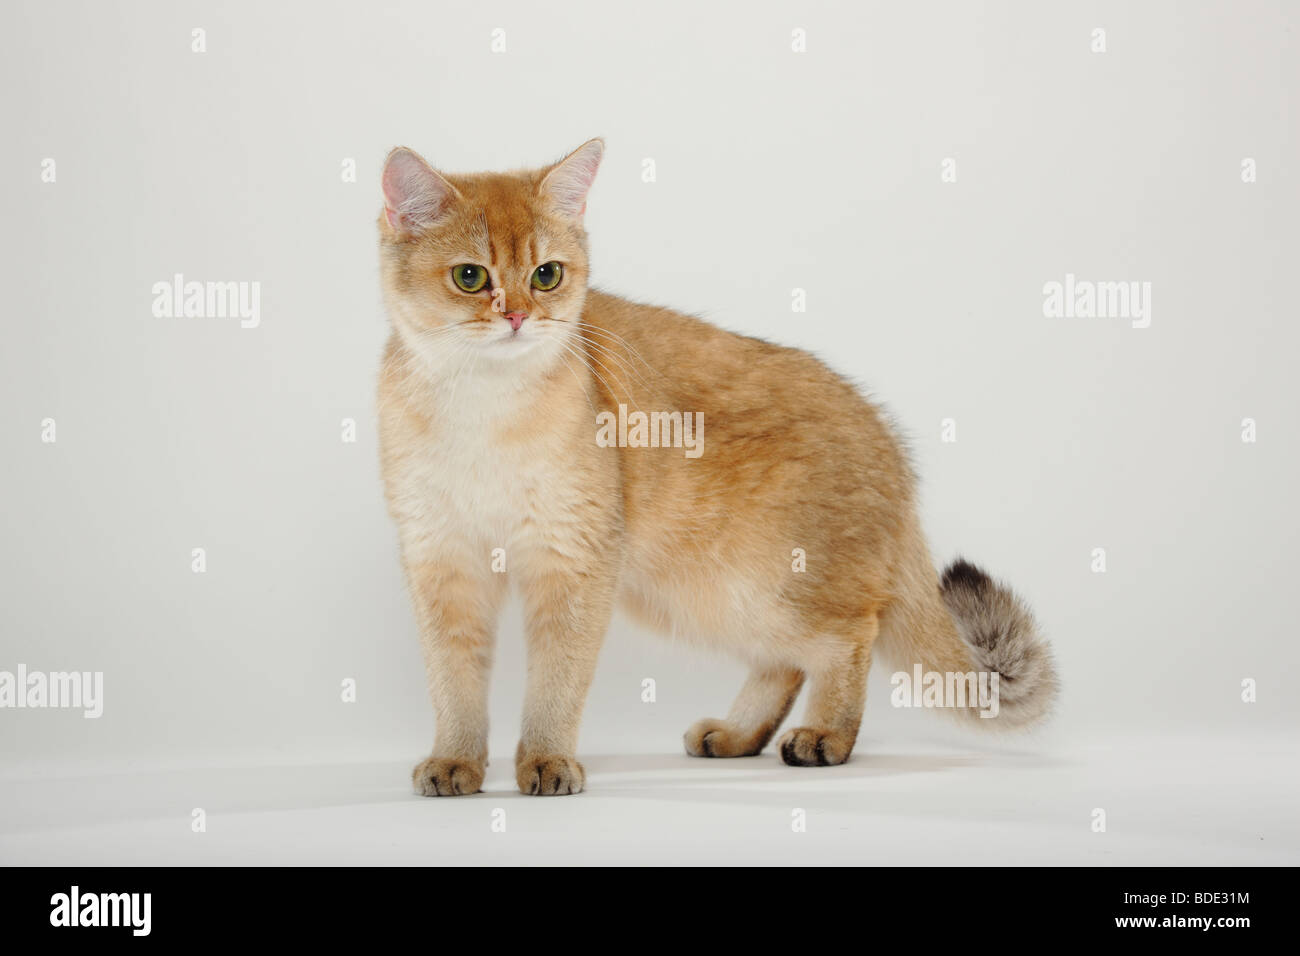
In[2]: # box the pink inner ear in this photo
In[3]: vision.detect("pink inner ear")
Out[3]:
[542,140,603,219]
[382,149,452,233]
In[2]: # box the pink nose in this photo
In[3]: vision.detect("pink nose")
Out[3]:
[505,311,528,331]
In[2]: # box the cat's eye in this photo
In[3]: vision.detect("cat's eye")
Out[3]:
[531,262,563,291]
[452,264,489,293]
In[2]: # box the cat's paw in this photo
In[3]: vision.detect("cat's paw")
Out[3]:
[777,727,853,767]
[684,718,761,757]
[412,756,484,796]
[516,753,585,795]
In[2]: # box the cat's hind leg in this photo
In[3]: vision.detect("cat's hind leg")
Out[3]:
[776,613,878,767]
[684,664,804,758]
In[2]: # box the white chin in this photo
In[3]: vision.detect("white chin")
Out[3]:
[489,333,543,356]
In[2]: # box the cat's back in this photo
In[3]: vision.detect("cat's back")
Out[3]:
[579,288,900,457]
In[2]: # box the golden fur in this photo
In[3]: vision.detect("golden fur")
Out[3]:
[376,140,1058,796]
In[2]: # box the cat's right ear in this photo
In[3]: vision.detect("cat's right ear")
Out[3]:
[381,147,459,237]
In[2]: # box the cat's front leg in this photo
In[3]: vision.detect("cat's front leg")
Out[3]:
[514,547,618,796]
[405,559,504,796]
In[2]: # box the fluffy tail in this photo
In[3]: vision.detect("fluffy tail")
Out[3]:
[877,525,1059,729]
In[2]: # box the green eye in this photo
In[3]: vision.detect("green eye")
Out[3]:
[531,262,563,291]
[452,264,489,293]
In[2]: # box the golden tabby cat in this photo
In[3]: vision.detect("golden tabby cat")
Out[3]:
[376,139,1057,796]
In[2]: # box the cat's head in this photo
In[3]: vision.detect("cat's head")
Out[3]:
[377,139,602,369]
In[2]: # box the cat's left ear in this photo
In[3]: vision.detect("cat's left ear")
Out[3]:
[539,138,604,220]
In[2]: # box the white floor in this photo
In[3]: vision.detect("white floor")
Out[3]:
[3,731,1295,866]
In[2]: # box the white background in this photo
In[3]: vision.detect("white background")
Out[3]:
[1,0,1297,864]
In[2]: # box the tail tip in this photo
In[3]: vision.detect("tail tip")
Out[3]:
[939,556,1059,730]
[941,557,992,594]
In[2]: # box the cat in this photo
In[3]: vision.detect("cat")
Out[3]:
[376,139,1058,796]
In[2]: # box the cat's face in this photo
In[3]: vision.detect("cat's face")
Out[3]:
[378,140,602,370]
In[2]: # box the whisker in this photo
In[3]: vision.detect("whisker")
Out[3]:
[550,347,597,415]
[574,334,657,395]
[555,338,618,405]
[573,322,665,380]
[578,345,644,411]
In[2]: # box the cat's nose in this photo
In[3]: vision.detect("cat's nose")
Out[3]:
[505,311,528,332]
